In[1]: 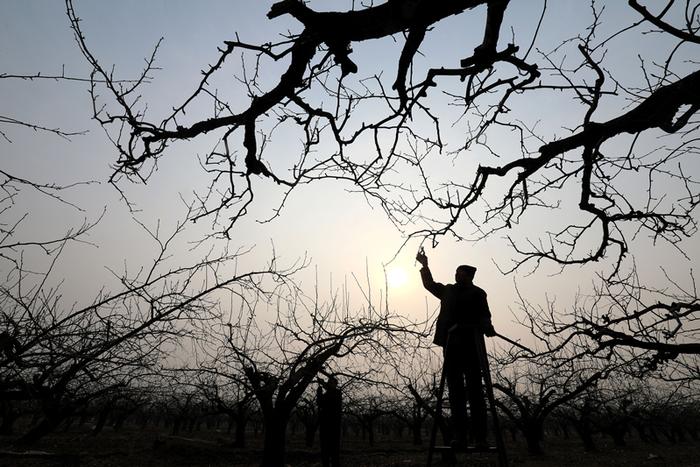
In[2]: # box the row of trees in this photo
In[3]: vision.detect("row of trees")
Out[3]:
[2,317,698,457]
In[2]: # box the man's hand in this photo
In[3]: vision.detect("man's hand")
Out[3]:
[416,248,428,268]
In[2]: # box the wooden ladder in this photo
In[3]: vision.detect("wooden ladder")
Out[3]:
[426,330,507,467]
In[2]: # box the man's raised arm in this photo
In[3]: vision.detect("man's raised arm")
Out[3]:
[416,248,444,298]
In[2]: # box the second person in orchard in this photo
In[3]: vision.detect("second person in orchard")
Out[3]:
[416,248,496,449]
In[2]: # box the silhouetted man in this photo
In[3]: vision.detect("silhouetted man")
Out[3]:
[317,375,342,467]
[416,248,495,448]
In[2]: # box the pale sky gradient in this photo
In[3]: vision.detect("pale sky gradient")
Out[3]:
[2,1,698,348]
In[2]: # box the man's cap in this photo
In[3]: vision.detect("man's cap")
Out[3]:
[456,264,477,275]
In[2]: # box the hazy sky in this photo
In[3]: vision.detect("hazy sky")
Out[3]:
[2,1,698,345]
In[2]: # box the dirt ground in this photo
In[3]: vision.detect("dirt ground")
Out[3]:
[1,428,699,467]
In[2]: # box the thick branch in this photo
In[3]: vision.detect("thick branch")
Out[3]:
[628,0,700,44]
[539,69,700,159]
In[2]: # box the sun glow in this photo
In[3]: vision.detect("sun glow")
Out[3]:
[386,266,408,289]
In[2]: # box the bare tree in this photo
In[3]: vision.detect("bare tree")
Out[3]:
[556,391,601,452]
[194,370,255,447]
[196,274,426,467]
[0,206,300,447]
[388,386,430,446]
[291,392,319,448]
[516,266,699,375]
[344,385,395,447]
[386,340,446,446]
[87,385,151,436]
[492,352,610,455]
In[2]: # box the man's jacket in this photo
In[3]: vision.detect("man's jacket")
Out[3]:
[420,266,492,347]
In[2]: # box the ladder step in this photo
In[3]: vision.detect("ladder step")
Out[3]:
[434,445,499,453]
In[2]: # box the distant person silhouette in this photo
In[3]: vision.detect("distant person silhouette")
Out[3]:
[416,248,496,449]
[317,375,342,467]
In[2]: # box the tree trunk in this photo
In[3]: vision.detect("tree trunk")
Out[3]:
[234,412,248,447]
[411,418,423,445]
[366,420,375,446]
[113,413,128,431]
[525,431,543,455]
[61,416,75,431]
[0,414,17,435]
[303,420,316,447]
[508,426,518,441]
[671,425,686,443]
[172,417,182,435]
[633,422,650,443]
[610,427,627,446]
[560,422,570,439]
[92,405,112,435]
[574,424,596,452]
[14,415,64,448]
[523,421,544,455]
[0,403,18,435]
[260,414,288,467]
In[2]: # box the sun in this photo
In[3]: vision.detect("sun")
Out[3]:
[386,266,408,289]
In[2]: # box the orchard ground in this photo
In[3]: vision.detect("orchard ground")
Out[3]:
[2,426,699,467]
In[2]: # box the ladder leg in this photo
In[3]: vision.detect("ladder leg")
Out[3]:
[426,362,447,467]
[427,365,445,467]
[476,334,508,467]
